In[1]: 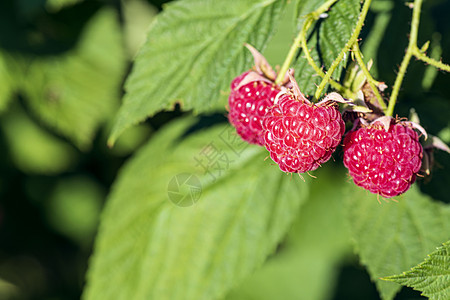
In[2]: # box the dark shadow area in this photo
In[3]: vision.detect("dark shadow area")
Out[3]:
[331,262,380,300]
[0,0,102,55]
[331,262,426,300]
[178,112,228,141]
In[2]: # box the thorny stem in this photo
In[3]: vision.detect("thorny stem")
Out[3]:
[275,0,339,85]
[352,42,387,111]
[387,0,450,116]
[299,16,352,97]
[414,48,450,72]
[386,0,421,116]
[314,0,373,100]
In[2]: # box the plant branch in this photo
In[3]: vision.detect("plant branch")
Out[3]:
[313,0,373,100]
[298,16,352,97]
[275,0,339,85]
[386,0,450,116]
[386,0,420,116]
[352,43,387,111]
[412,46,450,72]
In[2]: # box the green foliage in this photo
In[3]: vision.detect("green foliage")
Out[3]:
[21,8,125,150]
[108,123,152,157]
[1,0,449,299]
[360,0,394,77]
[45,0,83,12]
[227,166,351,300]
[1,105,78,174]
[46,176,104,247]
[293,0,361,96]
[382,240,450,300]
[122,0,158,58]
[84,117,308,300]
[108,0,286,145]
[0,51,21,112]
[345,185,450,300]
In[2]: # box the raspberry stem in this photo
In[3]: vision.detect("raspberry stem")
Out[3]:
[352,42,387,111]
[275,0,342,87]
[413,47,450,72]
[298,15,352,98]
[387,0,450,116]
[313,0,373,100]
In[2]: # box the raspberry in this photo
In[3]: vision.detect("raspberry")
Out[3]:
[263,91,345,173]
[343,119,423,198]
[228,72,281,145]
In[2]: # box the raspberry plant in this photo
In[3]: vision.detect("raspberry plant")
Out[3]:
[1,0,449,299]
[88,0,450,299]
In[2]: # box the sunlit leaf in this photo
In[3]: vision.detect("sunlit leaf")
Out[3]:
[227,166,351,300]
[22,8,126,150]
[1,104,77,174]
[46,176,104,247]
[108,0,286,145]
[382,240,450,300]
[293,0,361,96]
[84,116,309,300]
[121,0,157,58]
[345,184,450,300]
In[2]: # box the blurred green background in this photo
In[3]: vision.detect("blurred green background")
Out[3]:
[0,0,448,299]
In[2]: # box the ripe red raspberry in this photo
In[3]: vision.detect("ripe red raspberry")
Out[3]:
[228,72,281,145]
[263,90,345,173]
[343,118,423,198]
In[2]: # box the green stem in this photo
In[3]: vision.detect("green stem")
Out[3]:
[275,27,305,85]
[413,46,450,72]
[386,0,450,116]
[352,43,387,110]
[298,17,352,97]
[386,0,422,117]
[313,0,373,100]
[275,0,339,85]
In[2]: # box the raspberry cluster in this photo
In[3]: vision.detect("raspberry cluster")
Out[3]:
[226,44,428,199]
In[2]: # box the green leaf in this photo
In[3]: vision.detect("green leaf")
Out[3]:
[84,117,309,300]
[46,176,104,247]
[122,0,158,58]
[293,0,361,96]
[22,8,126,150]
[345,184,450,300]
[226,166,351,300]
[293,32,322,96]
[107,123,152,157]
[108,0,286,145]
[45,0,83,12]
[382,240,450,300]
[262,0,294,67]
[0,50,21,112]
[1,104,78,174]
[295,0,327,29]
